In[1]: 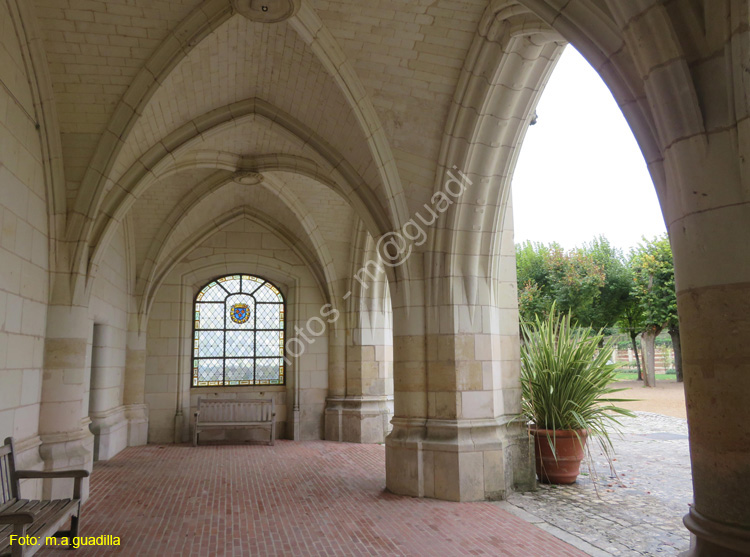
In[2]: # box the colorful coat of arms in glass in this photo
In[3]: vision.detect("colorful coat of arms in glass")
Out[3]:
[230,303,250,324]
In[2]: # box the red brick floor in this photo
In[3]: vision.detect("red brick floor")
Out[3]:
[38,441,585,556]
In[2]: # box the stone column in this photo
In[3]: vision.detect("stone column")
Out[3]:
[385,267,429,497]
[324,324,346,441]
[88,323,128,460]
[669,142,750,556]
[340,297,393,443]
[38,304,94,499]
[123,320,148,447]
[385,203,534,501]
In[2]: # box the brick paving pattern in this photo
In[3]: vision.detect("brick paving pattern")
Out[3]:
[38,441,585,557]
[506,412,692,556]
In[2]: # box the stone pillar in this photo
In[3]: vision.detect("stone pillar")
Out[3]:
[88,323,128,460]
[386,203,534,501]
[385,269,429,497]
[324,325,346,441]
[669,146,750,556]
[38,304,94,499]
[123,322,148,447]
[325,309,393,443]
[340,310,393,443]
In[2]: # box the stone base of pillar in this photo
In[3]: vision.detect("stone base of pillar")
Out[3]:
[39,424,95,501]
[12,436,44,498]
[324,396,393,443]
[173,411,185,444]
[385,416,533,501]
[125,403,149,446]
[324,398,343,441]
[681,508,750,556]
[89,406,129,461]
[293,407,301,440]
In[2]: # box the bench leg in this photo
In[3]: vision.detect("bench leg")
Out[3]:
[11,524,27,557]
[193,427,198,447]
[270,420,276,446]
[71,508,81,538]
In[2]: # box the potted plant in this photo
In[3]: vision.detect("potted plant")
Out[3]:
[520,305,635,484]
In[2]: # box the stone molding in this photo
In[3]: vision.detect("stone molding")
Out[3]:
[682,507,750,556]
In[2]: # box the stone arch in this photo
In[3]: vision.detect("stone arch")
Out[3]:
[430,0,704,305]
[67,1,406,287]
[429,2,566,322]
[132,165,340,326]
[140,208,332,334]
[386,0,707,504]
[85,102,394,302]
[6,0,66,276]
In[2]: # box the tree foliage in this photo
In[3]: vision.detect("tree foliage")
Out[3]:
[629,235,677,333]
[516,234,681,386]
[629,234,679,384]
[516,237,628,331]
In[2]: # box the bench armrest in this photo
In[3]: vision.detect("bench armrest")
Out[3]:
[0,512,34,525]
[15,469,89,499]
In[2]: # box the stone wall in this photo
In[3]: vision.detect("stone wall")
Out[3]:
[0,0,49,492]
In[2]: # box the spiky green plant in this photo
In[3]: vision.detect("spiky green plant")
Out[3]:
[520,304,635,458]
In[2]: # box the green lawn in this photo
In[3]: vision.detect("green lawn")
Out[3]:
[614,371,675,381]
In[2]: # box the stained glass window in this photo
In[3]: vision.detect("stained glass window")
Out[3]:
[192,274,285,387]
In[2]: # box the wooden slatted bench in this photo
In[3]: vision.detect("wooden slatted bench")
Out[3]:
[193,398,276,446]
[0,437,89,557]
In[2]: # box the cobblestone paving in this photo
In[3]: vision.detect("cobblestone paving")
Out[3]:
[504,412,692,556]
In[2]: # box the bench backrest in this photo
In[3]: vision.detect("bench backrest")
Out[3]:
[0,437,19,505]
[197,399,274,423]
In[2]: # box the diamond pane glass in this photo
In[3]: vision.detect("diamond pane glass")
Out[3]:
[218,275,241,295]
[256,330,281,357]
[196,303,224,329]
[256,304,280,329]
[225,358,253,382]
[225,330,254,357]
[197,281,225,302]
[256,358,281,383]
[254,282,281,302]
[195,330,223,358]
[241,275,264,294]
[193,274,285,387]
[197,358,223,384]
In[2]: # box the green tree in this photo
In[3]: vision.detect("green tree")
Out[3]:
[617,272,645,380]
[579,236,632,332]
[516,241,604,326]
[516,241,555,324]
[629,235,679,386]
[516,238,630,332]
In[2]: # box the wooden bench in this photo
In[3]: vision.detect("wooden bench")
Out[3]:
[0,437,89,557]
[193,398,276,446]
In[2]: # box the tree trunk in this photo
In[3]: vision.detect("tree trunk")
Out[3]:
[641,328,661,387]
[630,332,642,380]
[669,326,683,383]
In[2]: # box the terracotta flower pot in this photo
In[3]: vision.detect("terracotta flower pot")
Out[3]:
[530,427,588,484]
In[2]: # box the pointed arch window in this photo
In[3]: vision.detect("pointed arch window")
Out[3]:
[192,274,285,387]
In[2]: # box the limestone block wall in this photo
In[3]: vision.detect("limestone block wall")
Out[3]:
[144,219,329,444]
[0,0,49,494]
[87,222,132,460]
